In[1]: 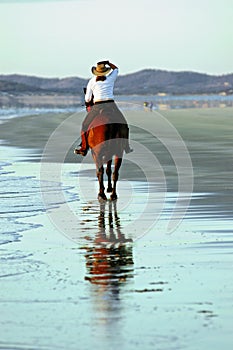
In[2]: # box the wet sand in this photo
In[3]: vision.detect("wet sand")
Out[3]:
[0,107,233,349]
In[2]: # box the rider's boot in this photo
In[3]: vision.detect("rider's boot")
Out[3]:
[74,132,89,156]
[125,143,133,154]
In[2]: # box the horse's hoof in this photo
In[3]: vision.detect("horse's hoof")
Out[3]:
[107,187,113,193]
[110,193,118,201]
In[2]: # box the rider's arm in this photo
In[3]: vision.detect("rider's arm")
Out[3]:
[97,60,118,70]
[85,79,93,103]
[108,61,118,70]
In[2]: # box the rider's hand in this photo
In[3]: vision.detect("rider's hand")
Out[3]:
[97,60,109,65]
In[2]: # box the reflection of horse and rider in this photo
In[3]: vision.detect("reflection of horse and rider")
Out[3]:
[84,201,134,286]
[74,60,133,200]
[75,60,133,156]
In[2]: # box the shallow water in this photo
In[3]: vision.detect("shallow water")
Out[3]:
[1,109,233,349]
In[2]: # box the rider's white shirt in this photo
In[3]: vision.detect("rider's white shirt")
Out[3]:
[85,68,118,103]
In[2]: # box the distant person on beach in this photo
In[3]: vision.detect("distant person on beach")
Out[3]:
[75,60,133,156]
[143,101,148,111]
[144,101,153,111]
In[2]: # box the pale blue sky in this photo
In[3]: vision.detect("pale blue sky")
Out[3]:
[0,0,232,78]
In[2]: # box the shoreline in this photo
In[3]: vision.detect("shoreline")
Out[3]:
[1,93,233,109]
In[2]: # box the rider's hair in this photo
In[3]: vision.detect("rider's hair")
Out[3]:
[96,76,106,82]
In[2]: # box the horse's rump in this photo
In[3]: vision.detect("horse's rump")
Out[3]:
[87,113,125,161]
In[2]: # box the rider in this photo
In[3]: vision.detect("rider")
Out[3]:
[75,60,133,156]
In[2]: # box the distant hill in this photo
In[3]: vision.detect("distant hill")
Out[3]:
[0,79,46,93]
[114,69,233,95]
[0,74,87,94]
[0,70,233,95]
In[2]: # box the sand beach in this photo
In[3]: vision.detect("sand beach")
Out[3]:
[0,105,233,349]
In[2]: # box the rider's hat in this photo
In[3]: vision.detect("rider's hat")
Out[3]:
[91,63,111,76]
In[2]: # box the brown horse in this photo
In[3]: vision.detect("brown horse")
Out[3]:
[83,112,126,201]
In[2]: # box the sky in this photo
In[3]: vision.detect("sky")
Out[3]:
[0,0,233,78]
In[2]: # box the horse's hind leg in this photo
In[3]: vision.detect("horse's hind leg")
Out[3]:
[106,159,113,193]
[97,165,107,201]
[111,156,122,201]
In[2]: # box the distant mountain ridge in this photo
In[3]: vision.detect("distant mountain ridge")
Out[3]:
[0,74,87,94]
[0,69,233,95]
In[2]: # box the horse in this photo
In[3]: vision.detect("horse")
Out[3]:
[75,109,127,201]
